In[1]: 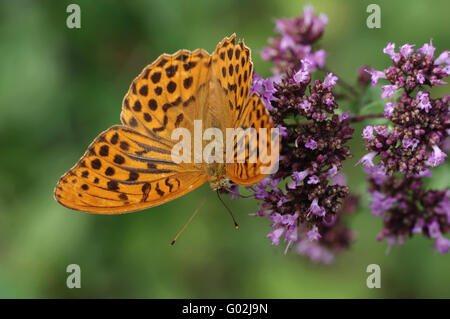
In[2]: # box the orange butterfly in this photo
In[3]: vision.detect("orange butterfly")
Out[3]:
[54,34,276,214]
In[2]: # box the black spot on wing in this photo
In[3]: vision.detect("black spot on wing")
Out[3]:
[155,182,165,197]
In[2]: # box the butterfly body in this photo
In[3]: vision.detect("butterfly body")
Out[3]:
[55,34,276,214]
[207,163,230,191]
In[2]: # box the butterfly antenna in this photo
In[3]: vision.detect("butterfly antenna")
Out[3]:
[170,197,207,247]
[216,191,239,230]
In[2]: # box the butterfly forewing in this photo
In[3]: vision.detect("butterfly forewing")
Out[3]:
[56,46,217,213]
[121,49,212,143]
[55,126,207,213]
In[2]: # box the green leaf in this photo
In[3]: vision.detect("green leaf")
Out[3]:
[358,86,403,115]
[359,100,386,115]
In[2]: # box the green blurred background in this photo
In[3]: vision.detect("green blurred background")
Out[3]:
[0,0,449,298]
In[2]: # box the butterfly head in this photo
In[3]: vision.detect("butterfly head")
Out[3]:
[208,163,230,191]
[209,177,231,191]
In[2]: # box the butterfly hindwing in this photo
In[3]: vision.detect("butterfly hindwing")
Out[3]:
[55,126,207,214]
[210,35,274,185]
[211,34,253,129]
[226,93,274,185]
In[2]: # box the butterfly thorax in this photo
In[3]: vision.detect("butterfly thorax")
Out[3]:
[207,162,230,191]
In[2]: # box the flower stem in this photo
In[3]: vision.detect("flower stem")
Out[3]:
[323,66,360,98]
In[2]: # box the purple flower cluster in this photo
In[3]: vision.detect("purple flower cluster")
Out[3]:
[296,193,358,263]
[361,41,450,253]
[368,41,449,90]
[360,93,449,176]
[367,173,450,253]
[361,41,450,176]
[227,6,449,262]
[261,6,327,74]
[248,59,356,262]
[250,74,277,111]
